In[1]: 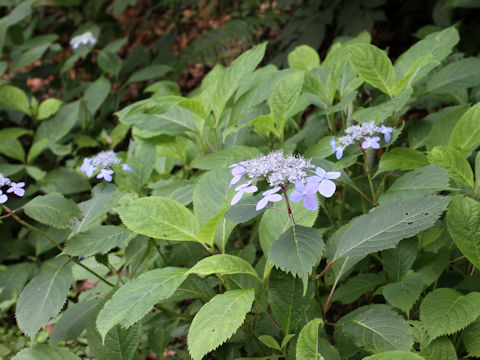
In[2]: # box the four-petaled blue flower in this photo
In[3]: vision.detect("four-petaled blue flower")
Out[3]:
[228,162,247,188]
[122,164,133,173]
[80,158,97,177]
[330,138,344,160]
[256,187,282,210]
[7,182,25,197]
[362,136,381,150]
[306,167,341,198]
[0,190,7,204]
[231,182,258,205]
[379,125,393,143]
[289,181,319,210]
[97,169,114,182]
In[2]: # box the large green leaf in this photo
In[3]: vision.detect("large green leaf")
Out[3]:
[446,196,480,269]
[420,288,480,340]
[296,318,325,360]
[96,267,188,340]
[188,254,259,279]
[347,43,396,96]
[332,273,385,305]
[463,318,480,358]
[378,165,450,206]
[427,146,474,189]
[116,197,200,243]
[16,259,72,339]
[87,323,141,360]
[337,304,413,353]
[420,337,458,360]
[377,148,429,174]
[382,238,418,282]
[37,98,63,120]
[0,84,30,114]
[191,145,262,170]
[426,57,480,94]
[333,195,449,260]
[188,289,255,360]
[0,263,33,303]
[12,345,80,360]
[269,225,324,291]
[449,102,480,154]
[363,351,424,360]
[288,45,320,71]
[24,193,82,229]
[40,167,91,195]
[383,272,424,314]
[84,77,111,115]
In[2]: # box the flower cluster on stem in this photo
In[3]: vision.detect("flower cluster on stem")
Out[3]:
[80,150,132,182]
[0,173,25,204]
[228,151,340,212]
[330,121,393,159]
[70,31,97,50]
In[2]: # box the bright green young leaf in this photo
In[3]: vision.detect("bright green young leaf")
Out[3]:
[337,304,413,353]
[24,193,82,229]
[37,98,63,120]
[426,57,480,94]
[377,148,429,174]
[296,318,325,360]
[378,165,450,206]
[363,351,424,360]
[347,43,396,96]
[334,195,449,260]
[16,259,72,339]
[463,318,480,358]
[446,196,480,269]
[288,45,320,71]
[195,205,228,248]
[64,226,132,257]
[383,272,424,314]
[449,102,480,154]
[188,289,255,360]
[12,345,80,360]
[116,197,200,243]
[96,267,188,340]
[191,145,262,170]
[258,335,281,351]
[392,53,432,95]
[382,238,418,282]
[420,288,480,340]
[269,225,324,292]
[420,336,458,360]
[188,254,259,279]
[427,146,474,189]
[84,77,111,115]
[0,84,30,114]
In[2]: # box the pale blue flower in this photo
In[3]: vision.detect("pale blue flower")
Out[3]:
[97,168,114,182]
[70,31,96,50]
[80,158,97,177]
[0,190,7,204]
[289,181,319,210]
[362,136,381,150]
[231,182,258,205]
[256,187,282,210]
[330,138,345,160]
[306,167,340,198]
[228,161,247,188]
[379,125,393,143]
[122,164,133,173]
[7,182,25,197]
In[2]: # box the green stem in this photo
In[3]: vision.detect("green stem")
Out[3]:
[107,260,124,284]
[361,149,377,204]
[150,238,168,265]
[155,303,193,320]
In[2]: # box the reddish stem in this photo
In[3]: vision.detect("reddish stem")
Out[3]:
[312,259,337,280]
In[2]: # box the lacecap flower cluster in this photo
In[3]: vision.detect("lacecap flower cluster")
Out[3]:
[70,31,97,50]
[0,173,25,204]
[80,150,132,182]
[330,121,393,159]
[229,151,340,211]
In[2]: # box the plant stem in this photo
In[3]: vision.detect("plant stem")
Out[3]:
[155,303,193,320]
[256,300,282,330]
[361,148,377,204]
[150,238,168,265]
[281,185,295,227]
[0,206,24,219]
[312,259,337,280]
[107,260,125,284]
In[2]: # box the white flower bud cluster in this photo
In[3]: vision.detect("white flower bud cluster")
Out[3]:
[70,31,97,50]
[339,121,380,147]
[91,150,121,168]
[0,173,11,187]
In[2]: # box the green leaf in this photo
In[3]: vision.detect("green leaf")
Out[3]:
[259,335,281,351]
[0,127,31,162]
[288,45,320,71]
[420,288,480,340]
[97,50,122,77]
[37,98,63,120]
[188,254,259,279]
[427,146,474,189]
[268,269,314,334]
[84,77,111,115]
[268,71,304,132]
[378,165,450,206]
[24,193,82,229]
[394,26,459,85]
[382,238,418,282]
[392,53,433,95]
[337,304,413,353]
[296,318,325,360]
[126,64,171,84]
[449,102,480,154]
[334,195,449,260]
[50,299,98,344]
[12,345,80,360]
[353,87,413,124]
[196,205,228,248]
[188,289,255,360]
[87,323,141,360]
[464,318,480,358]
[420,337,458,360]
[377,148,429,174]
[0,84,30,114]
[226,193,265,223]
[347,43,396,96]
[127,141,155,193]
[332,273,385,305]
[446,196,480,270]
[40,167,91,195]
[269,225,324,292]
[116,197,200,243]
[383,272,424,314]
[363,351,424,360]
[426,57,480,94]
[96,267,188,340]
[16,259,72,339]
[191,146,262,170]
[10,43,51,73]
[64,226,132,257]
[0,263,33,303]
